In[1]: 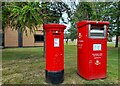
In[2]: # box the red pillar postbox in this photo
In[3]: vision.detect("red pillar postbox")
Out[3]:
[43,24,66,84]
[76,20,109,80]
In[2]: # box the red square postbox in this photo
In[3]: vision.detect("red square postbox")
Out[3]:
[76,20,109,80]
[43,24,66,84]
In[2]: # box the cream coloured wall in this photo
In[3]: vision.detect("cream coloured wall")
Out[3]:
[4,26,18,47]
[4,25,44,47]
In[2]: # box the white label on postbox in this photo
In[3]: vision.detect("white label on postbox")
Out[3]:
[93,44,101,51]
[54,38,59,47]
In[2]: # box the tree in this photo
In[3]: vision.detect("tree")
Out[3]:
[2,2,71,32]
[2,2,11,31]
[68,2,93,41]
[2,2,72,56]
[64,31,70,44]
[2,2,44,33]
[99,2,120,47]
[47,2,71,24]
[68,2,120,47]
[108,2,120,47]
[68,23,77,41]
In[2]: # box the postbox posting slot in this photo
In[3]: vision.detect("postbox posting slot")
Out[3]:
[52,30,61,35]
[52,30,61,47]
[88,24,106,38]
[52,33,61,35]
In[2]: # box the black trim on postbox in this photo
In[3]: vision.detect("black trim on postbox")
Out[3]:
[45,70,64,84]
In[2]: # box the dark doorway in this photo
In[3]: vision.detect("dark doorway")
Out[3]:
[18,29,22,47]
[0,32,2,46]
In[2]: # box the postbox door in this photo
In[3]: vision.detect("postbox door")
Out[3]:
[52,32,64,71]
[88,39,107,79]
[88,24,107,79]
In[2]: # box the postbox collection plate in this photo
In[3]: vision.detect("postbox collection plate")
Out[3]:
[93,44,102,51]
[54,38,60,47]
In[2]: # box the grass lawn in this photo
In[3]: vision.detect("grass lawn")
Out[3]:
[2,44,118,84]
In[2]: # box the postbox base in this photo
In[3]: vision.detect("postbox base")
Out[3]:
[77,72,107,80]
[45,70,64,84]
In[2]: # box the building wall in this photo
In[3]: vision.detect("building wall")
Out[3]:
[4,25,44,47]
[22,27,34,47]
[4,26,18,47]
[118,36,120,42]
[34,42,44,46]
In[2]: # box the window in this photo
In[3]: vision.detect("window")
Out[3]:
[34,34,44,42]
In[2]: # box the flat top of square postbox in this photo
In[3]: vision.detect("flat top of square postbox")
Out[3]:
[77,20,110,28]
[43,24,66,30]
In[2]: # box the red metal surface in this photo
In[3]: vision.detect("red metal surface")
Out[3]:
[77,20,110,28]
[44,24,66,71]
[77,20,109,80]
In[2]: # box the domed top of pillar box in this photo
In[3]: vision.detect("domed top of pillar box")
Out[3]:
[43,24,66,31]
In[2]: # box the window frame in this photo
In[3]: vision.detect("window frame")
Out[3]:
[34,34,44,43]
